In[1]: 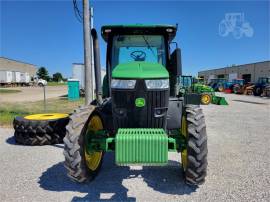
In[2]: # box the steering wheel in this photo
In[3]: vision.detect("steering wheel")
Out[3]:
[130,50,146,61]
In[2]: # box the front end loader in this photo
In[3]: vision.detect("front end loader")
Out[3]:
[63,25,208,186]
[179,75,228,105]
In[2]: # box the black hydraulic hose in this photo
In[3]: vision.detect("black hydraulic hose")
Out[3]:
[91,28,102,105]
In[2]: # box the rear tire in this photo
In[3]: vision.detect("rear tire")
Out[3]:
[182,105,208,185]
[13,115,69,145]
[253,87,262,96]
[63,105,104,182]
[200,93,211,105]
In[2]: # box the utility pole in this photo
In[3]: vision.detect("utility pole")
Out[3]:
[83,0,92,105]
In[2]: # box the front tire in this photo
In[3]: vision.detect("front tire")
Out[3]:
[181,105,208,185]
[233,84,240,94]
[63,106,104,182]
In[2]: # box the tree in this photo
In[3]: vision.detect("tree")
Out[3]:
[37,67,49,81]
[52,72,63,82]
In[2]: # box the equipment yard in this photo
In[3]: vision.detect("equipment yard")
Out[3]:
[0,93,269,202]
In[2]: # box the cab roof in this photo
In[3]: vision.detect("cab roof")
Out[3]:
[101,24,177,42]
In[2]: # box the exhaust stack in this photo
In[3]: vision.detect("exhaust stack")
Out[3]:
[91,28,102,105]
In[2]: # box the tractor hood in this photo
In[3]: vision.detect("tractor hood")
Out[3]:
[112,62,169,79]
[193,83,214,92]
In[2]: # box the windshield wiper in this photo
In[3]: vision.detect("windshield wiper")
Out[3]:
[142,35,156,58]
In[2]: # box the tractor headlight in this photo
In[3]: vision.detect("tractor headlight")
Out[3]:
[111,79,136,89]
[145,79,169,89]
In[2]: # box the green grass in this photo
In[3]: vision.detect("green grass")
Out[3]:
[0,97,85,127]
[47,82,67,86]
[0,89,22,94]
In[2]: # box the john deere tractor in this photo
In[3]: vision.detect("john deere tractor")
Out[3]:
[64,25,207,185]
[178,75,227,105]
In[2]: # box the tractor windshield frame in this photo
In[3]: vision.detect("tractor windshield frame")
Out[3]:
[106,33,170,79]
[110,34,167,69]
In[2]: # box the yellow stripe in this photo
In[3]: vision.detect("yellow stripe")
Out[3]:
[24,113,69,120]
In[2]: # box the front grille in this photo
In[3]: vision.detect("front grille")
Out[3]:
[111,80,169,130]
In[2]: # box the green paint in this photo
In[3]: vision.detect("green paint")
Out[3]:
[112,62,169,79]
[135,98,145,107]
[211,96,229,105]
[115,128,168,165]
[85,130,114,152]
[193,83,215,94]
[169,129,187,152]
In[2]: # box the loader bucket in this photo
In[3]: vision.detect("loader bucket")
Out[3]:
[211,95,228,105]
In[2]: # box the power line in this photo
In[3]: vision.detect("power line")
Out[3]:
[73,0,83,23]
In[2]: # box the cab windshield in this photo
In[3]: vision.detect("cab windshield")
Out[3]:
[179,76,192,88]
[259,77,270,84]
[111,35,166,69]
[233,79,244,85]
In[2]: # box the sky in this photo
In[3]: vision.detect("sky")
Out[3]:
[1,0,269,78]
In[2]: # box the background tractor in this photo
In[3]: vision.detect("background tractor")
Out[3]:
[208,78,227,92]
[222,79,244,93]
[179,75,228,105]
[63,25,208,186]
[193,77,215,105]
[232,79,253,95]
[252,77,270,96]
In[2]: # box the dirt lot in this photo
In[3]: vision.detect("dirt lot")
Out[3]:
[0,93,269,202]
[0,85,82,127]
[0,86,67,103]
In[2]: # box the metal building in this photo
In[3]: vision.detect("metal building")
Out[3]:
[72,63,106,90]
[198,61,270,83]
[0,57,37,77]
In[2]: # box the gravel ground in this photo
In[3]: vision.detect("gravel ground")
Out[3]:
[0,93,269,202]
[0,86,67,103]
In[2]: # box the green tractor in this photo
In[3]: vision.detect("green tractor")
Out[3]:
[64,25,207,186]
[179,76,227,105]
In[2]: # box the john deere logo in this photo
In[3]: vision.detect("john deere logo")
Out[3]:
[135,98,145,107]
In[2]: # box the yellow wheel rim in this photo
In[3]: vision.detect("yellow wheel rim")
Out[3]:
[201,94,211,105]
[84,115,103,171]
[24,113,69,120]
[181,116,188,171]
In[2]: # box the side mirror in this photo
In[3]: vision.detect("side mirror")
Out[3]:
[169,48,182,76]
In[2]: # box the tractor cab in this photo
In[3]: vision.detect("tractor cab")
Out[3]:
[178,75,193,95]
[100,24,185,130]
[253,77,270,96]
[179,75,192,89]
[257,77,270,85]
[232,79,244,86]
[102,25,177,74]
